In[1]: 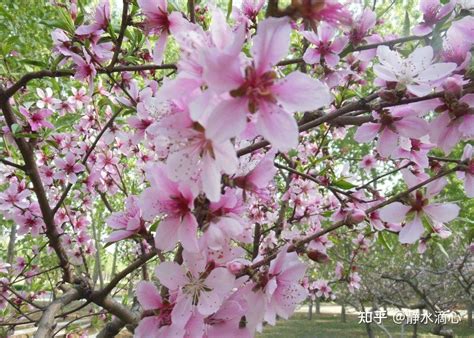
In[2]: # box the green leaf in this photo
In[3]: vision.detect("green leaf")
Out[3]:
[168,0,180,12]
[226,0,233,19]
[20,59,47,67]
[332,179,356,190]
[436,242,450,259]
[11,124,21,135]
[321,210,333,218]
[150,220,159,232]
[403,10,410,37]
[378,232,393,252]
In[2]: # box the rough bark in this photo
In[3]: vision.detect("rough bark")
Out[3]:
[34,288,82,338]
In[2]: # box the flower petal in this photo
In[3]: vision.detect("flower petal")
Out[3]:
[379,202,411,224]
[251,17,291,73]
[423,203,459,223]
[399,214,424,244]
[154,217,180,251]
[155,262,187,289]
[256,104,298,152]
[136,281,162,310]
[273,71,332,113]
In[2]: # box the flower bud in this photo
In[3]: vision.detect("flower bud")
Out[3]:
[227,261,244,275]
[442,77,463,98]
[348,209,366,224]
[307,250,329,263]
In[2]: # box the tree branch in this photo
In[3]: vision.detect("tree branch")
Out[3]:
[91,295,138,325]
[0,89,73,282]
[34,288,82,338]
[240,164,459,276]
[97,316,126,338]
[0,158,26,171]
[3,64,177,98]
[92,250,157,300]
[108,0,130,69]
[52,108,124,214]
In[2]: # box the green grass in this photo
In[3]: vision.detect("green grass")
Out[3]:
[257,313,474,338]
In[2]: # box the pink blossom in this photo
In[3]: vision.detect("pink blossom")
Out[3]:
[232,0,265,27]
[367,209,388,231]
[135,281,185,337]
[51,29,73,57]
[96,151,119,173]
[359,154,376,172]
[39,165,55,186]
[127,102,154,141]
[75,0,110,36]
[413,0,455,36]
[348,8,376,45]
[14,209,45,237]
[348,272,361,293]
[13,257,26,274]
[301,23,348,67]
[0,262,10,274]
[68,88,90,109]
[138,0,189,64]
[354,107,429,157]
[392,137,434,168]
[312,280,332,299]
[54,152,85,184]
[106,196,145,242]
[0,182,30,211]
[418,239,428,254]
[160,105,239,202]
[19,107,54,131]
[202,190,245,250]
[446,16,474,52]
[429,94,474,154]
[245,247,307,331]
[203,17,332,152]
[379,187,459,244]
[36,88,60,109]
[71,51,97,90]
[234,153,276,198]
[441,36,472,71]
[293,0,352,25]
[335,262,344,280]
[155,260,235,318]
[138,164,199,252]
[203,292,251,338]
[374,46,456,96]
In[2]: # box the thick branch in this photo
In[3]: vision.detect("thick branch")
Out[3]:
[92,295,138,325]
[34,288,82,338]
[0,90,73,282]
[97,316,126,338]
